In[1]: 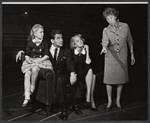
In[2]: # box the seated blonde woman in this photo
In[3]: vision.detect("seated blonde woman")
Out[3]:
[70,34,98,111]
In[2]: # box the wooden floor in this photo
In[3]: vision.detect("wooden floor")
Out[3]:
[2,84,148,121]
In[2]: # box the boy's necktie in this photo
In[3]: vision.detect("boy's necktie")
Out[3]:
[54,48,58,61]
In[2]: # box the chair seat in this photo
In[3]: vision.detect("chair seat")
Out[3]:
[35,69,55,105]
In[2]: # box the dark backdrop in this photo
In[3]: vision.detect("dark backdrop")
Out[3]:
[2,4,148,101]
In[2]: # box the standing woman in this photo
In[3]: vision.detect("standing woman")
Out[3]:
[100,7,135,111]
[70,34,97,111]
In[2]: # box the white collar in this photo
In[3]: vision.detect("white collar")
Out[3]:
[74,48,86,55]
[32,39,42,46]
[51,44,60,51]
[32,39,42,43]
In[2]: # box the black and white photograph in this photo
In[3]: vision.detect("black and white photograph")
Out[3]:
[2,2,148,121]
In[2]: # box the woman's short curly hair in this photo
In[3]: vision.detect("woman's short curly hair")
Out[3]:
[103,7,119,19]
[70,34,85,49]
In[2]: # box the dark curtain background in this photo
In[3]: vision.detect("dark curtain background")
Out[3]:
[2,4,148,102]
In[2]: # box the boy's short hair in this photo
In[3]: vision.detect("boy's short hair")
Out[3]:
[50,30,62,39]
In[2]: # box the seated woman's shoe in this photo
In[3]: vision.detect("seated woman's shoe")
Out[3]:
[106,106,111,111]
[90,107,99,111]
[21,99,31,107]
[106,102,112,111]
[106,104,112,111]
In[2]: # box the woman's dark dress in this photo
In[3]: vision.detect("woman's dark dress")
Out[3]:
[72,50,91,83]
[21,41,52,73]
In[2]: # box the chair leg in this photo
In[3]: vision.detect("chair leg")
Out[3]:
[46,105,51,116]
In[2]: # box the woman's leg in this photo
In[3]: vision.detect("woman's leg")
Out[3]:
[23,70,31,105]
[85,69,93,102]
[106,84,113,107]
[31,66,40,93]
[116,84,123,107]
[90,74,96,108]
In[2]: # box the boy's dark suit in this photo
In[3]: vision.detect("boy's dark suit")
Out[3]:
[49,46,81,104]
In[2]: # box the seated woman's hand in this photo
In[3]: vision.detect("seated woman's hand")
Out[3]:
[32,58,42,63]
[26,58,33,64]
[16,50,25,62]
[84,44,89,52]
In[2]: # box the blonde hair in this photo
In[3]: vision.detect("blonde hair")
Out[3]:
[28,24,43,41]
[70,34,85,49]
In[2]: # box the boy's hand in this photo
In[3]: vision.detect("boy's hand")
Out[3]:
[70,72,77,85]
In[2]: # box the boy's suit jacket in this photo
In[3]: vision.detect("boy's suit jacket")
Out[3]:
[49,46,76,76]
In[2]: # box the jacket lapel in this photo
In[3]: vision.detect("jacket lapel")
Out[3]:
[49,51,56,65]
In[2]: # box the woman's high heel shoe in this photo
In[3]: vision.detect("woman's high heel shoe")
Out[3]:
[106,106,111,111]
[22,99,31,107]
[116,105,123,111]
[116,103,123,111]
[90,107,99,111]
[117,106,123,111]
[106,103,112,111]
